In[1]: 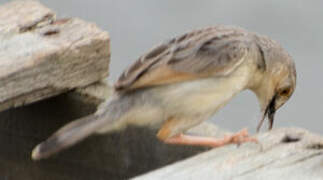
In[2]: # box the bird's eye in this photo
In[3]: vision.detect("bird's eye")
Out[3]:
[280,88,290,96]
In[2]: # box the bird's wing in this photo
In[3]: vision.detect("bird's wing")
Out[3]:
[114,26,254,91]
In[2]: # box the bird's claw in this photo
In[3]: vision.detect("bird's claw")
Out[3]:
[226,128,259,146]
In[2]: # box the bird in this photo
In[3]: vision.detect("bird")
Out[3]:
[31,25,296,160]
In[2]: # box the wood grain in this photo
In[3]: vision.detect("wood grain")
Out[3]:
[134,127,323,180]
[0,0,110,112]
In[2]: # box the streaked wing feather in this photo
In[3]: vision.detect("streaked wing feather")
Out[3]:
[115,26,252,91]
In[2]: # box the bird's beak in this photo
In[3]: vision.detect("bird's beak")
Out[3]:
[256,94,277,132]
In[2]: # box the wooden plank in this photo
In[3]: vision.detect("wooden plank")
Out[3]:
[0,0,110,112]
[134,128,323,180]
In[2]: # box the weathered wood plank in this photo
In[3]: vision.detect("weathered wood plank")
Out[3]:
[0,0,110,112]
[134,128,323,180]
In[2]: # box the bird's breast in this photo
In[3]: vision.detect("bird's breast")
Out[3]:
[152,65,252,117]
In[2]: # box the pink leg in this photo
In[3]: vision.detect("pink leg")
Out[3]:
[164,129,258,148]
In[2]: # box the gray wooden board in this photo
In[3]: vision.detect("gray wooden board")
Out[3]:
[134,128,323,180]
[0,0,110,112]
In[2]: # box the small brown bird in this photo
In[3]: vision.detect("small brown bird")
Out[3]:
[32,25,296,160]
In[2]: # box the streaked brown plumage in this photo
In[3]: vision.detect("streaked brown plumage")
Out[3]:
[115,26,254,91]
[32,25,296,160]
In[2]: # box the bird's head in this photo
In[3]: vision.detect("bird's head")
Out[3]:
[252,39,296,132]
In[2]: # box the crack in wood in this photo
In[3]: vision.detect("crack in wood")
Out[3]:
[281,134,301,143]
[19,13,55,33]
[43,29,60,36]
[307,143,323,150]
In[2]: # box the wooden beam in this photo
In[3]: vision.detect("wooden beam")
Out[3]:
[0,0,110,111]
[134,127,323,180]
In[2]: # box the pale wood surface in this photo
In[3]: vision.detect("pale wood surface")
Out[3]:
[0,0,110,112]
[134,127,323,180]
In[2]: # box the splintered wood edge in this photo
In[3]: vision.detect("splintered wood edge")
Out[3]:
[0,0,110,112]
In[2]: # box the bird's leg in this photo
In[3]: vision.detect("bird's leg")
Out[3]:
[161,129,258,148]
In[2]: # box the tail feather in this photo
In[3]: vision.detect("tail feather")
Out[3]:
[32,114,104,160]
[31,93,141,160]
[31,98,121,160]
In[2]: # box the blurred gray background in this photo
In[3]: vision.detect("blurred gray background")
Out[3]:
[2,0,322,134]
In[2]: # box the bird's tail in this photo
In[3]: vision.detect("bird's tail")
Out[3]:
[31,99,120,160]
